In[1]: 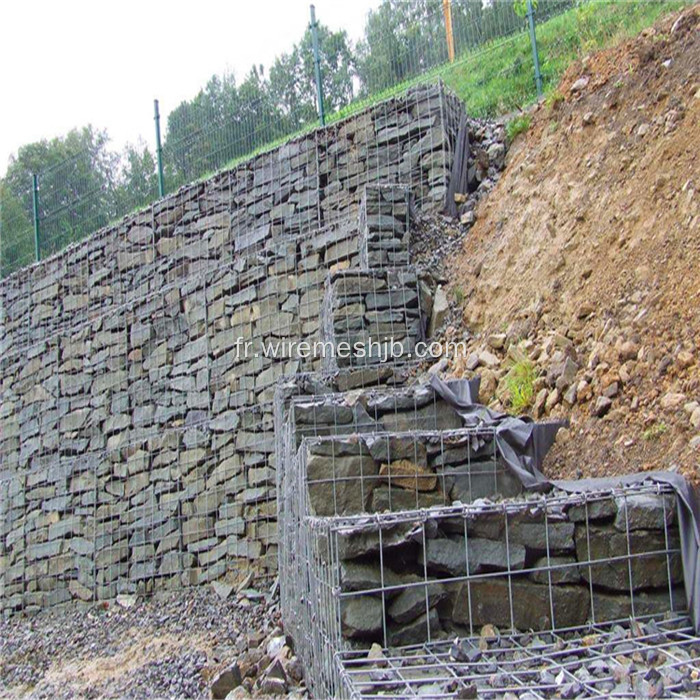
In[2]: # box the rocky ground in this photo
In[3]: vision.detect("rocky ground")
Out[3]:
[421,5,700,485]
[0,583,306,699]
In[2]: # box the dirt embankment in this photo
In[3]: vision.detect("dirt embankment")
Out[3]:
[443,6,700,483]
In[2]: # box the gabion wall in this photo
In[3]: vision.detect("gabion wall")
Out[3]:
[0,82,465,614]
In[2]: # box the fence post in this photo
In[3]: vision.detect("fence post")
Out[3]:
[32,173,41,262]
[526,0,543,97]
[309,4,325,127]
[442,0,455,63]
[154,99,165,198]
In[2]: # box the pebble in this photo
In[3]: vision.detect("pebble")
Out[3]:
[0,587,307,700]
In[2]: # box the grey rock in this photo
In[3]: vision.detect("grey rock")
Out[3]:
[306,453,379,516]
[341,596,384,639]
[575,525,683,590]
[613,493,675,531]
[420,537,526,576]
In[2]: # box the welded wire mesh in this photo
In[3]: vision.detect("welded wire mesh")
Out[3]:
[281,478,687,698]
[1,86,458,614]
[336,615,700,698]
[0,0,687,278]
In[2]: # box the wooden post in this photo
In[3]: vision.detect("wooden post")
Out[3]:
[443,0,455,63]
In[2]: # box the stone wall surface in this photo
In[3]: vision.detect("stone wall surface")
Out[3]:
[0,82,467,614]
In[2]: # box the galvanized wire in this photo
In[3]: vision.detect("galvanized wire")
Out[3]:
[0,0,687,278]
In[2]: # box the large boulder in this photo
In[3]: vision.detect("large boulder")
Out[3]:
[306,453,379,516]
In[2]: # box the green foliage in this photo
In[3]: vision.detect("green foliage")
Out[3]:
[452,287,465,305]
[506,114,531,142]
[441,0,686,118]
[545,89,564,109]
[643,423,668,441]
[513,0,537,20]
[503,352,537,414]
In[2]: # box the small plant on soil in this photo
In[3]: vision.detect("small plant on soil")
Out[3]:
[643,423,668,441]
[506,114,532,143]
[504,350,537,414]
[546,90,565,110]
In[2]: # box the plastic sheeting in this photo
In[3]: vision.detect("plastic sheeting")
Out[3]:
[430,374,700,634]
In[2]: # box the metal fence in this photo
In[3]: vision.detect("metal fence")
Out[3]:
[0,0,687,278]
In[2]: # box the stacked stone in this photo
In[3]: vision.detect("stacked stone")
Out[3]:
[359,184,411,269]
[1,82,461,354]
[300,431,522,518]
[276,386,687,697]
[2,79,466,613]
[321,268,427,370]
[281,435,685,662]
[318,84,456,229]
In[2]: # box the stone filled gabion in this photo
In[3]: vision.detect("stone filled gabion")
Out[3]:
[273,378,689,697]
[0,80,506,615]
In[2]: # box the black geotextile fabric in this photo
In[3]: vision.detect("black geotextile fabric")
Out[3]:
[430,374,700,634]
[445,114,470,217]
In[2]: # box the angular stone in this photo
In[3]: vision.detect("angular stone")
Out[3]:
[613,494,675,532]
[210,411,240,432]
[529,556,581,584]
[306,453,379,516]
[388,582,446,624]
[341,596,384,639]
[388,608,441,646]
[575,525,683,591]
[69,579,93,601]
[378,460,437,492]
[420,537,526,576]
[453,578,590,631]
[370,486,446,513]
[567,498,617,522]
[591,587,687,622]
[509,521,575,553]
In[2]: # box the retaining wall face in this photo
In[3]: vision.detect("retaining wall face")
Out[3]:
[313,490,685,648]
[0,83,463,613]
[300,432,523,518]
[0,83,456,355]
[321,268,428,371]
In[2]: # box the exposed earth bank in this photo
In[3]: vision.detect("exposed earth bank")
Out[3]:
[435,5,699,483]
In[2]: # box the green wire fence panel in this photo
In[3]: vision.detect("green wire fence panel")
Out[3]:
[0,0,687,279]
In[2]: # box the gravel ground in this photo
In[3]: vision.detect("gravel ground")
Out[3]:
[0,584,306,699]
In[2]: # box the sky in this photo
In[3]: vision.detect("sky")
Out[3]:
[0,0,380,177]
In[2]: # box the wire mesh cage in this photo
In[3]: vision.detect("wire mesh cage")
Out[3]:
[281,479,687,698]
[336,615,700,698]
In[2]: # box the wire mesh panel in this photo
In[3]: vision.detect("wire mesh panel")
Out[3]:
[286,484,686,698]
[321,268,428,371]
[336,615,700,699]
[360,185,412,270]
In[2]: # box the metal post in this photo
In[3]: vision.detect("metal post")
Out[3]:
[526,0,543,97]
[32,173,41,262]
[154,99,165,198]
[442,0,455,63]
[310,5,325,126]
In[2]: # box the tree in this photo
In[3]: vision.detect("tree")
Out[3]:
[114,142,159,215]
[1,126,117,272]
[298,23,355,114]
[0,179,34,277]
[356,0,448,94]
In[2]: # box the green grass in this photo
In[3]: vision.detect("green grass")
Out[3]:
[5,0,688,279]
[506,114,532,142]
[441,0,687,117]
[503,351,537,414]
[217,1,685,173]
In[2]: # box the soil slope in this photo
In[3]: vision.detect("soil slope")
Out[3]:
[445,6,700,482]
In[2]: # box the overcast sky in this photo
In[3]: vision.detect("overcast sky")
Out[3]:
[0,0,380,177]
